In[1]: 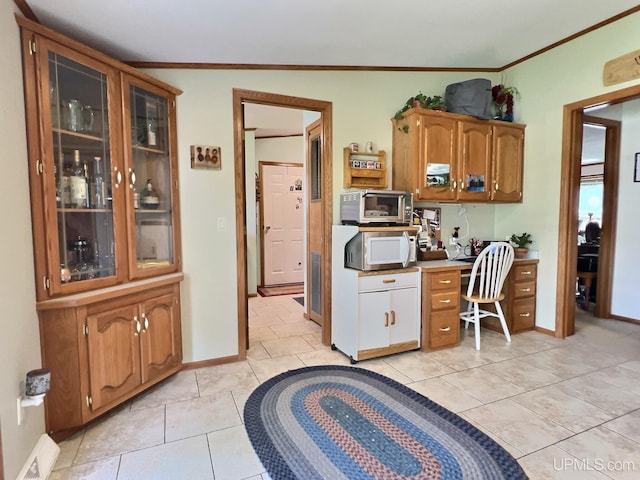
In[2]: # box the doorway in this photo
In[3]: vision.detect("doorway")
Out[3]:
[557,85,640,337]
[232,89,333,359]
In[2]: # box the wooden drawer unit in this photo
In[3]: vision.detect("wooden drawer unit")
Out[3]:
[422,270,461,350]
[483,259,538,334]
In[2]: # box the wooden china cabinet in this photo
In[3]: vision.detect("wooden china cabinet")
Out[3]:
[18,16,183,440]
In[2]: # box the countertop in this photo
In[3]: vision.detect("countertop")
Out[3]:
[417,255,539,272]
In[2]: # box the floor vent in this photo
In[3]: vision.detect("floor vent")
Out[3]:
[16,434,59,480]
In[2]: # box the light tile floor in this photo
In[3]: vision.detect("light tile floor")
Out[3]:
[50,295,640,479]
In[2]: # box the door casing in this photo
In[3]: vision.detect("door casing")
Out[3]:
[557,84,640,336]
[233,89,333,358]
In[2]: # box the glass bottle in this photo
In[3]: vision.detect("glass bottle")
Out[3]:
[61,152,72,207]
[140,178,160,209]
[54,164,61,207]
[70,149,88,208]
[147,118,157,147]
[93,156,106,208]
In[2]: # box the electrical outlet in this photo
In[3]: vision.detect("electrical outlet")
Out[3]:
[17,396,24,425]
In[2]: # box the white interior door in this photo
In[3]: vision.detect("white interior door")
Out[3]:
[262,163,304,285]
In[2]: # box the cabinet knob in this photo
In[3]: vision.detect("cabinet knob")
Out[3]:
[134,315,141,335]
[128,168,136,189]
[142,312,149,331]
[438,279,452,284]
[384,312,389,327]
[382,279,396,284]
[519,312,531,317]
[439,299,451,304]
[521,271,532,275]
[438,326,451,332]
[114,167,122,188]
[390,310,396,325]
[520,288,531,292]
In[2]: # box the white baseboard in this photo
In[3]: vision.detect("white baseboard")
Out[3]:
[16,434,59,480]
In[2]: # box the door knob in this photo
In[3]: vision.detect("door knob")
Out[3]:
[264,225,271,233]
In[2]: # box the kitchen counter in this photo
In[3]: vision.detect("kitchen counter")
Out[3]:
[418,256,540,351]
[417,255,539,272]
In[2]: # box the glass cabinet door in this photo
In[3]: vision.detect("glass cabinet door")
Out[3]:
[42,43,121,294]
[124,80,178,278]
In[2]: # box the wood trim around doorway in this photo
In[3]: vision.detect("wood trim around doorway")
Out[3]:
[557,84,640,337]
[232,89,333,359]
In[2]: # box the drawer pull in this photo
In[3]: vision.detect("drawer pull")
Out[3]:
[519,312,531,317]
[439,299,451,304]
[438,279,452,284]
[438,326,452,332]
[384,312,389,327]
[382,279,396,284]
[521,271,532,275]
[520,288,531,292]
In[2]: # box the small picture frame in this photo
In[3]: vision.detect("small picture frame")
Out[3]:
[635,152,640,182]
[191,145,221,170]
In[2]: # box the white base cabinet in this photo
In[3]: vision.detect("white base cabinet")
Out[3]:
[332,226,421,363]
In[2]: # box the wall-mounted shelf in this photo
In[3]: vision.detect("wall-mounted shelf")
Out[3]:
[343,148,387,189]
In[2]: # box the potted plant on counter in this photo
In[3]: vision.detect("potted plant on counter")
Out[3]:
[509,232,533,258]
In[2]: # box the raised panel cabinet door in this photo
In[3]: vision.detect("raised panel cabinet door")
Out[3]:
[457,120,492,202]
[139,293,182,384]
[86,304,141,411]
[357,291,391,351]
[388,287,419,345]
[416,115,458,201]
[492,124,525,202]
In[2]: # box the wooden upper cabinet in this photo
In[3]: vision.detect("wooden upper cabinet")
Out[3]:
[392,108,525,203]
[18,16,182,301]
[492,123,525,202]
[457,120,492,202]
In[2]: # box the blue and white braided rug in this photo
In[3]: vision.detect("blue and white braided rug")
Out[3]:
[243,365,528,479]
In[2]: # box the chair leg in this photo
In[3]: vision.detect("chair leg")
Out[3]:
[464,300,472,329]
[473,302,481,350]
[494,301,511,343]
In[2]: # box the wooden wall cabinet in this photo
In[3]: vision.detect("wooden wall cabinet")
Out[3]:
[421,270,461,350]
[343,147,387,189]
[392,108,525,203]
[18,17,184,439]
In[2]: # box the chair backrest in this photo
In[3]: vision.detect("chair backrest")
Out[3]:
[466,242,515,300]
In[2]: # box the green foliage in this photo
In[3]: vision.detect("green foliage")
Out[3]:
[394,92,444,121]
[509,232,533,248]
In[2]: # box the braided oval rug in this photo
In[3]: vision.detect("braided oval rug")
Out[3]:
[243,365,528,480]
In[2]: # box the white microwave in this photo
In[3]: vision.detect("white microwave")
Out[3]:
[344,228,417,271]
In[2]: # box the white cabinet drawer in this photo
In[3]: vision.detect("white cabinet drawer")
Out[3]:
[358,271,418,292]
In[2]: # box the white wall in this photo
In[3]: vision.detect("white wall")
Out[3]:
[0,4,45,478]
[498,11,640,328]
[611,99,640,318]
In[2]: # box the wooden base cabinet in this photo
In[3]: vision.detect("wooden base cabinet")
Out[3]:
[38,276,182,440]
[481,259,538,334]
[422,270,461,350]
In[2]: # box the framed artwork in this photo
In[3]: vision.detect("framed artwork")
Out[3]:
[635,152,640,182]
[191,145,221,170]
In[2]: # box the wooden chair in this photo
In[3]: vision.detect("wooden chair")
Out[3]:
[460,242,515,350]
